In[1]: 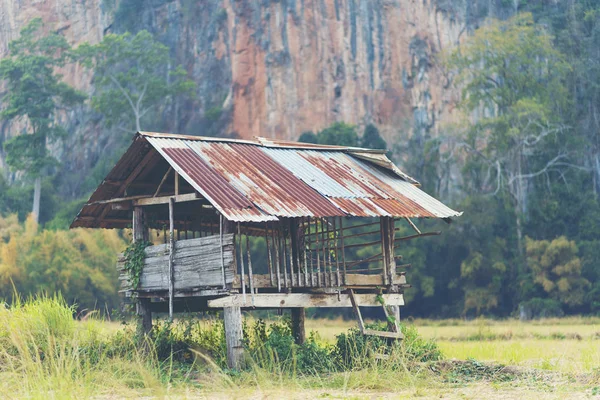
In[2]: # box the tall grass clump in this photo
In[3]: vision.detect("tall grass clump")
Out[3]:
[0,294,164,398]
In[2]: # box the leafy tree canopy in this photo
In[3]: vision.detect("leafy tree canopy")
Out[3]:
[361,124,387,150]
[77,30,195,132]
[526,236,590,307]
[0,18,84,176]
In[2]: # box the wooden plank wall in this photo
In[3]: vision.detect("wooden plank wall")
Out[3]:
[119,233,235,291]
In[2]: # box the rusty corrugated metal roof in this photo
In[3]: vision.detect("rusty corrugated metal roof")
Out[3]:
[71,132,461,228]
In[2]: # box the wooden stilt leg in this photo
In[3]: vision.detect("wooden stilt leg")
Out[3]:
[291,308,306,345]
[137,298,152,335]
[224,306,244,369]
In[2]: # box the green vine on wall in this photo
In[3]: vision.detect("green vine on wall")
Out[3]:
[123,241,151,291]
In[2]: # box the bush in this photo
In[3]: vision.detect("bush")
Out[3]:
[334,322,442,369]
[519,298,564,319]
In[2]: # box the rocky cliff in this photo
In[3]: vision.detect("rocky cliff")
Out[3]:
[0,0,506,195]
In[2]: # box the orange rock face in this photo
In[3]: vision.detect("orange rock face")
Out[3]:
[0,0,466,148]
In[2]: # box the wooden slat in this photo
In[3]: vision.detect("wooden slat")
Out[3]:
[119,234,235,291]
[207,293,404,308]
[363,329,403,339]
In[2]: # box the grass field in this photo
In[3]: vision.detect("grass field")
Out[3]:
[1,299,599,399]
[307,317,600,374]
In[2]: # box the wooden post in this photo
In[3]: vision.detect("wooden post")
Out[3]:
[138,298,153,334]
[220,214,226,289]
[246,234,255,304]
[133,206,149,242]
[386,217,396,285]
[168,198,175,321]
[307,217,314,287]
[386,218,400,329]
[223,306,244,369]
[339,217,347,285]
[133,206,151,334]
[265,225,274,286]
[238,223,246,303]
[291,308,306,345]
[273,226,281,292]
[315,220,321,287]
[289,218,300,287]
[379,217,388,285]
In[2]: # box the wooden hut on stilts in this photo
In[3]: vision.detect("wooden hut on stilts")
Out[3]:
[71,131,461,369]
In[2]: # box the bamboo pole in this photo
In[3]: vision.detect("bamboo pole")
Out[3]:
[333,218,341,286]
[238,223,246,304]
[220,214,226,289]
[379,218,387,285]
[274,226,281,292]
[302,217,309,287]
[339,217,347,285]
[288,220,296,288]
[307,217,314,287]
[315,219,321,287]
[325,218,333,287]
[168,198,175,321]
[266,224,274,287]
[246,234,255,305]
[322,219,329,287]
[281,226,289,288]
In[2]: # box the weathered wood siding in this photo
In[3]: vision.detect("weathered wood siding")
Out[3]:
[118,234,235,292]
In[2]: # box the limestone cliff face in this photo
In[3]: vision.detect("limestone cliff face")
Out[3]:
[0,0,494,193]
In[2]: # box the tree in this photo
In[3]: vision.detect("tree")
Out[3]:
[447,13,572,261]
[361,124,387,150]
[526,236,590,308]
[0,18,85,223]
[298,131,318,144]
[77,30,195,133]
[317,122,359,146]
[0,214,126,313]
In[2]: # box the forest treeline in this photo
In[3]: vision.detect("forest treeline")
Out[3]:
[1,6,600,317]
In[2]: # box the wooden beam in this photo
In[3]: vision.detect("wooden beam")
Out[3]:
[207,293,404,308]
[134,192,200,206]
[91,194,157,205]
[97,149,157,223]
[153,166,172,197]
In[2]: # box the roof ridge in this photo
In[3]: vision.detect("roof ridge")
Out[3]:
[136,131,386,154]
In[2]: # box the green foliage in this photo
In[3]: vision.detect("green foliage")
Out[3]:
[518,297,564,319]
[150,317,227,365]
[0,17,84,216]
[0,214,126,313]
[123,240,151,290]
[317,122,359,146]
[526,236,590,307]
[362,123,387,150]
[334,323,442,368]
[298,131,318,144]
[76,30,195,132]
[44,198,87,230]
[298,122,360,147]
[204,106,222,122]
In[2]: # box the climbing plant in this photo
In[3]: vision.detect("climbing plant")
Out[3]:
[123,240,151,291]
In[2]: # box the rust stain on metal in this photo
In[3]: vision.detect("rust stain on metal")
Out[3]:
[229,144,342,217]
[72,132,461,229]
[162,147,268,222]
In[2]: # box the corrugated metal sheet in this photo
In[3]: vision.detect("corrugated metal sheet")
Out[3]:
[71,132,461,228]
